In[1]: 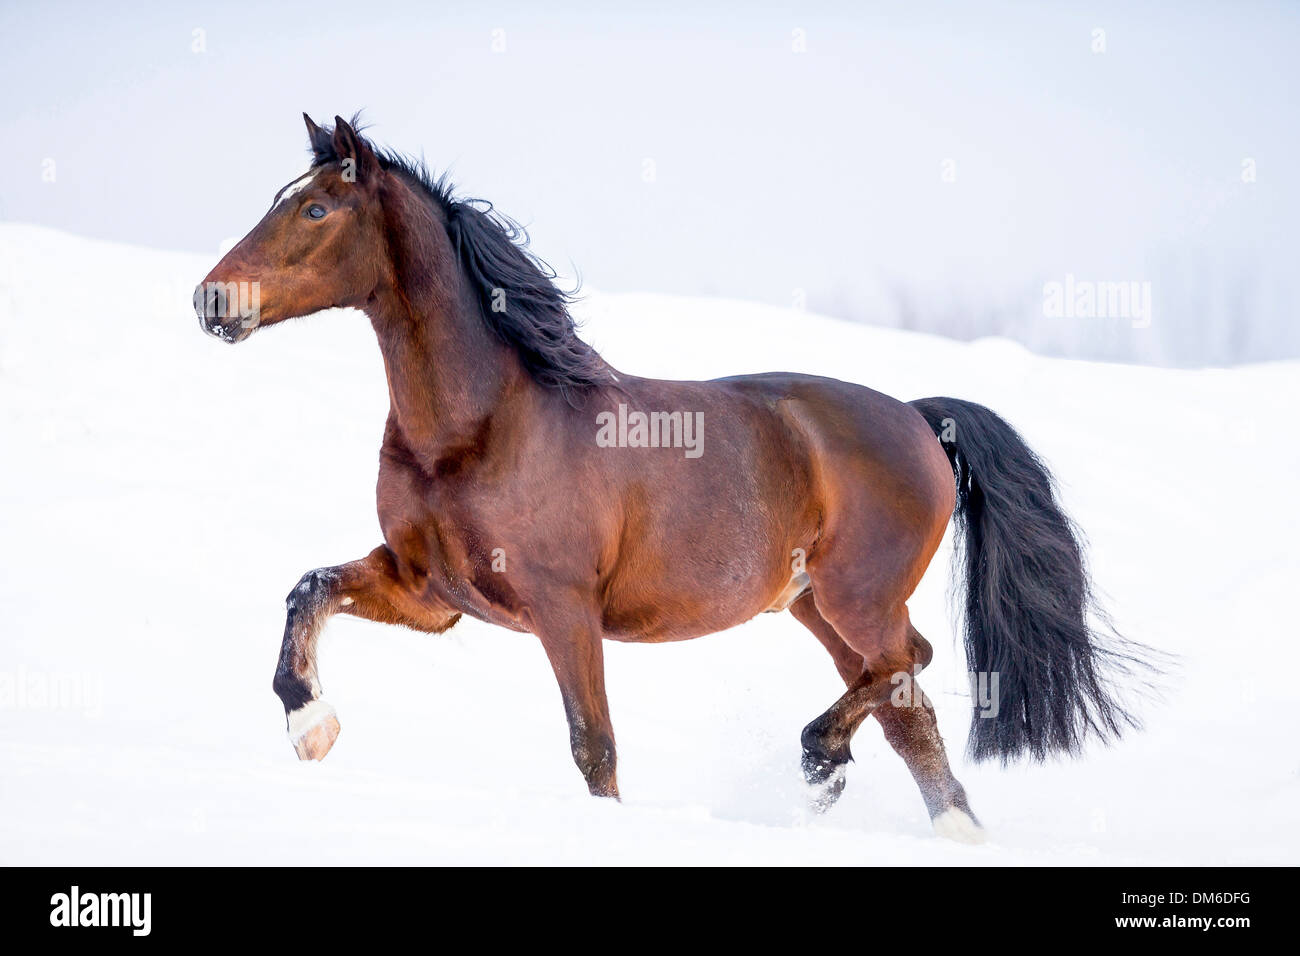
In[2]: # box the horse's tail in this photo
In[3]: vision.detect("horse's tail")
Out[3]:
[909,396,1155,763]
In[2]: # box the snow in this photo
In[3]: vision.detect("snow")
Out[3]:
[1,223,1296,865]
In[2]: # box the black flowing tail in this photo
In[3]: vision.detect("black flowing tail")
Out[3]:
[910,396,1154,763]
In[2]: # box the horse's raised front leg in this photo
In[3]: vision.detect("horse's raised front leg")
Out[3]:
[271,545,461,761]
[535,607,618,799]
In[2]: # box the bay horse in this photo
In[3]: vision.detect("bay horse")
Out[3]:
[195,114,1146,843]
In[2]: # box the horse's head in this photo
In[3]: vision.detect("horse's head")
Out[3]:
[194,114,388,343]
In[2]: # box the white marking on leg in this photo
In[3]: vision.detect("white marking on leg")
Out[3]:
[932,807,986,845]
[287,698,336,742]
[272,170,318,211]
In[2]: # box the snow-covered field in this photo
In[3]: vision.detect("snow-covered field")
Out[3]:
[1,223,1296,865]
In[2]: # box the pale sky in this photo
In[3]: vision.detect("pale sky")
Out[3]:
[3,0,1296,364]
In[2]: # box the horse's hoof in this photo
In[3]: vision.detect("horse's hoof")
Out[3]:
[932,806,985,845]
[805,763,847,813]
[287,699,340,761]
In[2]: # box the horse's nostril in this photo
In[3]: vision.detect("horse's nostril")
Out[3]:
[193,283,229,320]
[195,282,234,337]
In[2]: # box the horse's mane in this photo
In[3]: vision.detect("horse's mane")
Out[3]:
[310,119,607,394]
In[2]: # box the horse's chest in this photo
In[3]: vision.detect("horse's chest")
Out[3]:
[375,456,533,628]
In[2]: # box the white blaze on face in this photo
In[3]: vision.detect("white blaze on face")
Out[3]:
[272,170,319,212]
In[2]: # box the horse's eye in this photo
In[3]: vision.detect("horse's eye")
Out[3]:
[304,204,327,220]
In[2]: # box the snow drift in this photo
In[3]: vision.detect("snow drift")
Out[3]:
[0,224,1295,865]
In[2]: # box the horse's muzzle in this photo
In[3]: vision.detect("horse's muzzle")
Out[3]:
[193,282,256,343]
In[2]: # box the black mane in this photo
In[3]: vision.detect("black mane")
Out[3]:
[310,118,607,394]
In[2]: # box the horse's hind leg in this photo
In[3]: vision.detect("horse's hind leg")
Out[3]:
[790,591,863,684]
[798,661,894,811]
[272,545,461,760]
[792,589,982,841]
[873,655,982,843]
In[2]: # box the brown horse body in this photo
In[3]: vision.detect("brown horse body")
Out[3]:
[196,116,1144,843]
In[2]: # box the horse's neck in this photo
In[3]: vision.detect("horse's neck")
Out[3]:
[365,225,535,465]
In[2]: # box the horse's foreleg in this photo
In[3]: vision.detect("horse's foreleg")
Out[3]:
[536,609,618,799]
[272,545,461,761]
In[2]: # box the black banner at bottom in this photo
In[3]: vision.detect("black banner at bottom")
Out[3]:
[0,865,1282,942]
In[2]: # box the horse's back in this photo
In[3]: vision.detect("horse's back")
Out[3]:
[717,371,953,510]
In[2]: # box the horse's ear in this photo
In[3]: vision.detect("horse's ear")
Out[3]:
[303,113,333,164]
[331,115,378,182]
